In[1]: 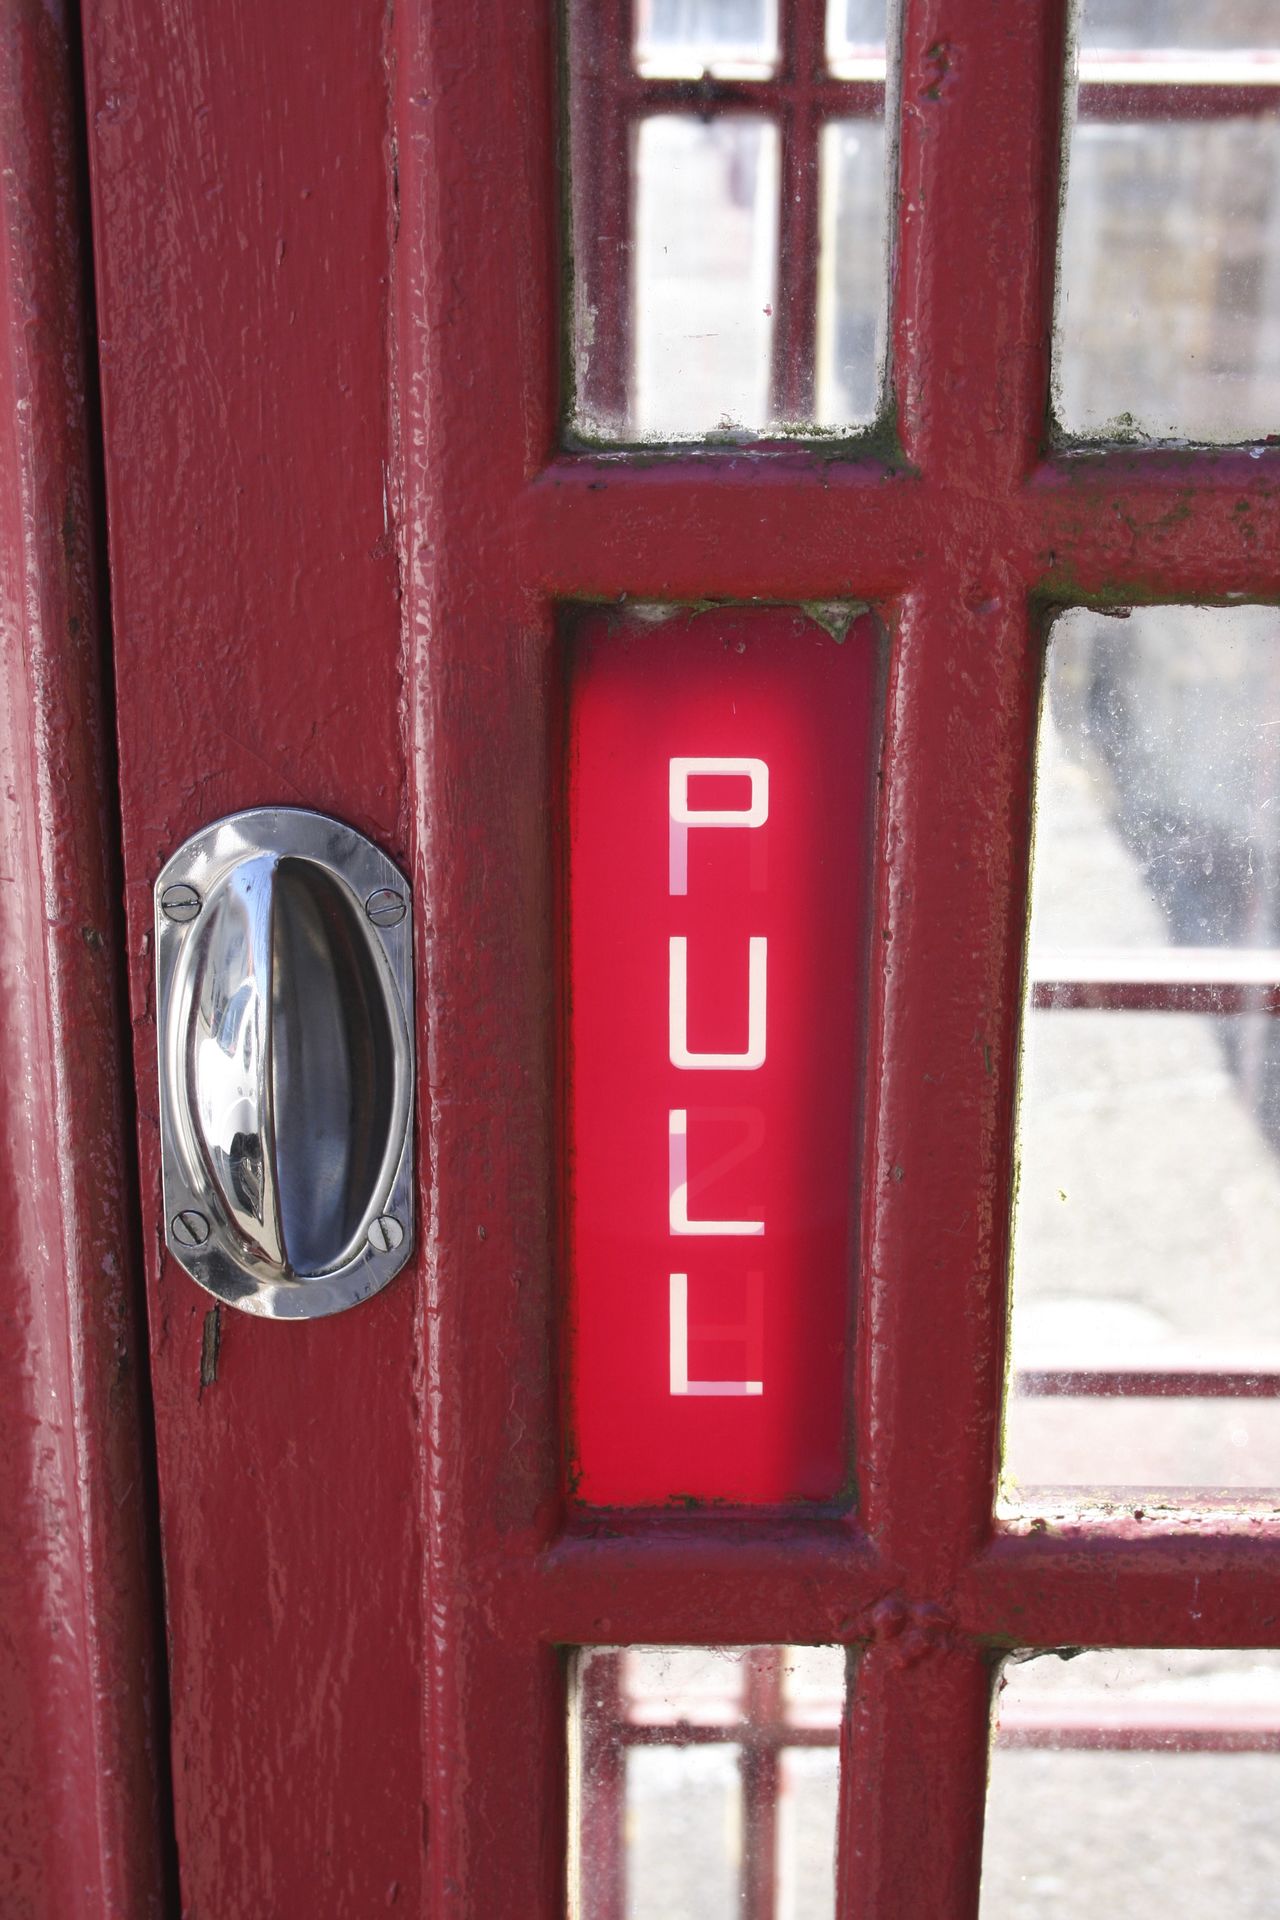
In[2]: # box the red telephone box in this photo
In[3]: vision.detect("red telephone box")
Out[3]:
[6,0,1280,1915]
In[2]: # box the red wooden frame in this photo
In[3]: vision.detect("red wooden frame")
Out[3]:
[76,0,1280,1913]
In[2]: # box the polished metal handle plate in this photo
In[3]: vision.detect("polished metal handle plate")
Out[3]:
[155,807,414,1319]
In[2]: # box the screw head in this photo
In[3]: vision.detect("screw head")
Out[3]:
[368,1214,404,1254]
[365,887,407,927]
[160,882,202,923]
[171,1209,211,1248]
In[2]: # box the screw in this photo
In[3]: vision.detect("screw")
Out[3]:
[160,882,202,923]
[365,887,407,927]
[368,1214,404,1253]
[171,1209,210,1248]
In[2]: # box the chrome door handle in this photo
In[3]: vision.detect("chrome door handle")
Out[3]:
[155,808,414,1318]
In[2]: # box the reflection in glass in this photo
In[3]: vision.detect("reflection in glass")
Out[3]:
[635,0,778,78]
[1058,120,1280,441]
[1079,0,1280,53]
[1060,2,1280,440]
[1007,608,1280,1492]
[825,0,887,72]
[983,1649,1280,1917]
[777,1750,839,1920]
[566,0,889,440]
[571,1646,844,1919]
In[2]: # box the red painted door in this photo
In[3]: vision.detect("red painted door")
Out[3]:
[4,0,1278,1915]
[81,7,428,1911]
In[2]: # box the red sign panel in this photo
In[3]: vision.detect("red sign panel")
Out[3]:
[566,609,877,1504]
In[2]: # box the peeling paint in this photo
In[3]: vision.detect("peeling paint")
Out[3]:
[198,1307,221,1394]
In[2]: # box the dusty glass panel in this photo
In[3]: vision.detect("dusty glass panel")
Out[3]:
[631,116,780,437]
[635,0,778,78]
[982,1649,1280,1917]
[1080,0,1280,52]
[815,120,888,425]
[566,0,889,441]
[1006,607,1280,1493]
[1058,2,1280,440]
[571,1645,845,1918]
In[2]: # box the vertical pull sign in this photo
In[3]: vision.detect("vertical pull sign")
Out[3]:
[155,807,414,1319]
[568,610,876,1505]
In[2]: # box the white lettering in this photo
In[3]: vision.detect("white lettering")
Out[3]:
[669,755,768,896]
[668,1109,763,1236]
[669,935,767,1071]
[669,1272,764,1396]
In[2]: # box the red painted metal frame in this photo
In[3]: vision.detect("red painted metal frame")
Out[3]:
[77,0,1280,1914]
[399,0,1280,1911]
[0,3,169,1913]
[770,0,827,421]
[1079,81,1280,116]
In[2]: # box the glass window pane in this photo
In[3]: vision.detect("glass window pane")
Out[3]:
[1060,2,1280,441]
[635,0,778,79]
[627,1747,741,1918]
[1058,120,1280,441]
[1007,607,1280,1495]
[1080,0,1280,53]
[632,115,779,438]
[777,1749,839,1920]
[825,0,887,73]
[815,120,887,425]
[571,1646,845,1920]
[983,1649,1280,1917]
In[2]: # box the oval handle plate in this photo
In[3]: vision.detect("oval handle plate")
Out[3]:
[155,808,414,1319]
